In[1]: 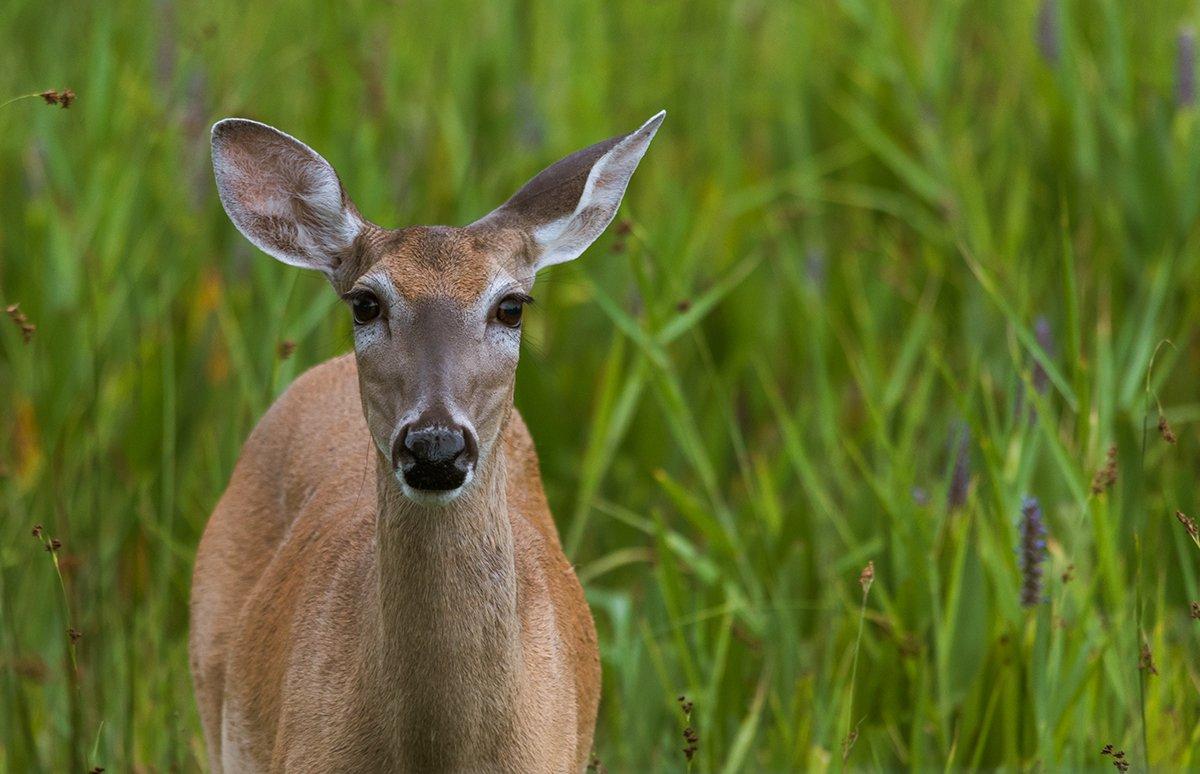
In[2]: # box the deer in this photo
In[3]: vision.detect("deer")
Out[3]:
[188,109,664,773]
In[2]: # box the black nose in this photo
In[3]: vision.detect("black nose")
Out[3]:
[393,422,476,492]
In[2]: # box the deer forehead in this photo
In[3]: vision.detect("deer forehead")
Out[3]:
[360,225,529,305]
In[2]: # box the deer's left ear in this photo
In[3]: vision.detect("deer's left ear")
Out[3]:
[473,111,664,271]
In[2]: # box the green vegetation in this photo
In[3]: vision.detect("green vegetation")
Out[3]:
[3,0,1200,769]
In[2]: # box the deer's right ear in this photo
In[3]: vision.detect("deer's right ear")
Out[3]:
[211,119,367,277]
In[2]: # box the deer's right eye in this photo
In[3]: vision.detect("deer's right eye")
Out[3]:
[351,292,382,325]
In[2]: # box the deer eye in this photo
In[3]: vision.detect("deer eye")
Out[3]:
[350,292,382,325]
[495,295,528,328]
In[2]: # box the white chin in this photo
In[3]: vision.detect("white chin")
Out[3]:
[394,469,473,506]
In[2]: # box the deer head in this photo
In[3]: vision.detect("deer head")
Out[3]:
[211,112,663,504]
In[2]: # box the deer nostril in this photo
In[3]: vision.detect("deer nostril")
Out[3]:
[402,425,466,465]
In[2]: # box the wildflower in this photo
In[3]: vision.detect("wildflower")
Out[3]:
[1179,26,1196,108]
[1036,0,1061,65]
[804,247,827,293]
[947,422,971,510]
[911,486,930,507]
[1031,315,1055,396]
[1018,497,1047,607]
[1090,445,1117,494]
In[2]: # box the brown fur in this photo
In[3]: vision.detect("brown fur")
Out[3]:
[189,354,599,772]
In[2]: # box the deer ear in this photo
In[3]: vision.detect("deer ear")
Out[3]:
[474,111,664,271]
[211,119,367,277]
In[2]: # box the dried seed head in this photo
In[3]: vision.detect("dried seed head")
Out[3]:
[37,89,75,108]
[46,538,62,552]
[1177,511,1199,543]
[841,725,860,762]
[1139,640,1158,675]
[31,524,43,539]
[277,340,296,360]
[1158,415,1177,444]
[1061,563,1075,584]
[6,303,35,344]
[859,560,875,595]
[1090,445,1118,495]
[1190,601,1200,619]
[67,628,82,644]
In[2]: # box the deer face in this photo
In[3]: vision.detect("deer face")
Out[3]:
[211,113,662,504]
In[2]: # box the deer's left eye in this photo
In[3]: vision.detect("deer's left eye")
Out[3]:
[495,295,528,328]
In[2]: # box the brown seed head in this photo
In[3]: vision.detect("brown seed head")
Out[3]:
[860,560,875,594]
[1190,601,1200,619]
[6,303,35,343]
[1177,510,1199,542]
[1090,445,1118,494]
[277,340,296,360]
[1139,640,1158,675]
[1158,415,1178,444]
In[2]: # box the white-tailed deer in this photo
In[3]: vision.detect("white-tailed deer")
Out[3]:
[188,111,663,772]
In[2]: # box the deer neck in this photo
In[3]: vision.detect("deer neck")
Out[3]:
[368,438,523,765]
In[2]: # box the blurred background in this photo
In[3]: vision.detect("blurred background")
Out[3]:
[3,0,1200,770]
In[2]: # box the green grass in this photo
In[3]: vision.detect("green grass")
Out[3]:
[3,0,1200,770]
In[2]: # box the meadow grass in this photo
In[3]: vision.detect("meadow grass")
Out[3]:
[3,0,1200,770]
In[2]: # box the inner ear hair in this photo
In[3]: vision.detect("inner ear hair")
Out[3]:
[211,118,371,279]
